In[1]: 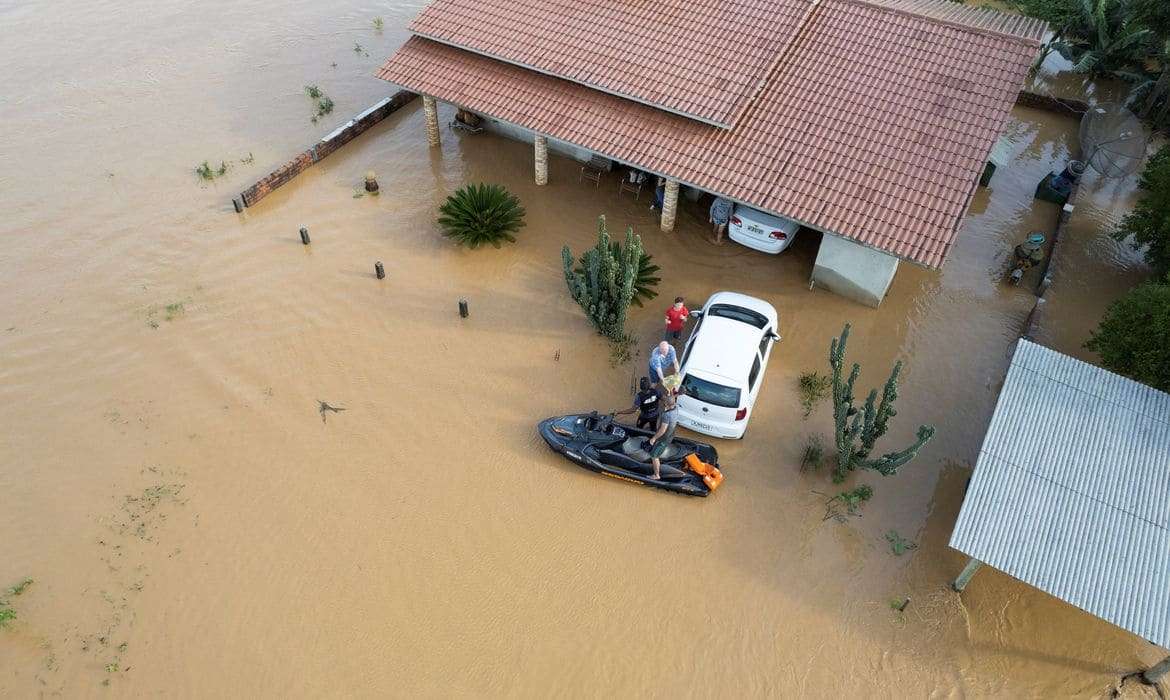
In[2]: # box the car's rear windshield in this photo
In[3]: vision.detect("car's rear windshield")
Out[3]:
[682,374,742,409]
[707,304,767,329]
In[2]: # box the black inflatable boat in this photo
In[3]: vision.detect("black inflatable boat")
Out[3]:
[537,412,720,497]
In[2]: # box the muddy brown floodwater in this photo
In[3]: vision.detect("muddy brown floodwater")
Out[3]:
[0,1,1161,697]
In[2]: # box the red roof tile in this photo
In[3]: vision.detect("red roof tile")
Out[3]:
[410,0,811,127]
[379,0,1040,268]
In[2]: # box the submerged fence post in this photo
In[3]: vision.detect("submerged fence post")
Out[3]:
[458,299,469,318]
[375,261,385,279]
[951,558,983,592]
[299,227,311,245]
[232,198,243,213]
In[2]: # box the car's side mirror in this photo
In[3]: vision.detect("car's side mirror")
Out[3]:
[689,310,703,319]
[769,332,781,342]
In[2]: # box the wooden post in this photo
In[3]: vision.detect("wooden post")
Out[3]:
[232,198,243,213]
[951,558,983,592]
[365,171,379,193]
[375,261,385,279]
[423,95,440,148]
[534,134,549,186]
[458,299,468,318]
[660,179,680,232]
[299,227,311,245]
[1142,654,1170,685]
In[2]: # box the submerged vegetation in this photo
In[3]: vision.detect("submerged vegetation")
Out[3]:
[886,530,918,556]
[799,434,826,472]
[373,16,384,31]
[437,183,526,248]
[828,324,935,483]
[305,85,335,123]
[0,578,34,629]
[818,485,873,522]
[195,160,228,181]
[797,370,832,418]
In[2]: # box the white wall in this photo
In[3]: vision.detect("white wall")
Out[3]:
[483,118,595,163]
[811,234,900,307]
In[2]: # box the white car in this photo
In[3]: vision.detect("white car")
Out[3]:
[728,205,800,254]
[675,292,780,439]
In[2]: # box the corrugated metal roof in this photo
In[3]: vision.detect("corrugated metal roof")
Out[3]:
[950,340,1170,647]
[377,1,1038,268]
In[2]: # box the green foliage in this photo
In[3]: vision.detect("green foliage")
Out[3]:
[1113,145,1170,275]
[574,237,660,307]
[562,216,642,342]
[608,331,638,367]
[798,371,832,418]
[373,16,384,31]
[6,579,33,597]
[829,324,935,483]
[194,160,228,181]
[306,86,334,123]
[885,530,918,556]
[0,578,32,630]
[1051,0,1155,76]
[1085,276,1170,391]
[799,434,826,472]
[820,484,874,522]
[437,183,526,249]
[353,42,368,57]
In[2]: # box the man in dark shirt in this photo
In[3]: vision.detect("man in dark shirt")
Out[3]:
[615,377,661,429]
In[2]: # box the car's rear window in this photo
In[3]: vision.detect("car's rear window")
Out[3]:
[682,374,741,409]
[707,304,767,329]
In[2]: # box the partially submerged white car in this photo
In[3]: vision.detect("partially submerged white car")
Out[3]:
[676,292,780,439]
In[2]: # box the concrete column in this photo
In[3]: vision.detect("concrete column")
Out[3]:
[534,134,548,185]
[660,179,680,232]
[423,95,440,148]
[1143,654,1170,685]
[951,558,983,592]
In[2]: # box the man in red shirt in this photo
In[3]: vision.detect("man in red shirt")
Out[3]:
[663,296,689,343]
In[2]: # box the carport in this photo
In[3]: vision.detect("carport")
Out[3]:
[949,340,1170,683]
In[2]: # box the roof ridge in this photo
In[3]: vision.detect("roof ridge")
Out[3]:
[731,0,824,127]
[843,0,1048,44]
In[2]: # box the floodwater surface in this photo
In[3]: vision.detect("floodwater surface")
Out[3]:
[0,0,1159,696]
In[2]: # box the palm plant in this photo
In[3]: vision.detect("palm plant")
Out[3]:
[437,183,526,249]
[1051,0,1154,76]
[1120,38,1170,128]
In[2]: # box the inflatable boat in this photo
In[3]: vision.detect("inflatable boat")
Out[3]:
[537,412,721,497]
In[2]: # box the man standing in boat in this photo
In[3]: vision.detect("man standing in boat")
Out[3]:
[614,377,660,429]
[646,385,683,480]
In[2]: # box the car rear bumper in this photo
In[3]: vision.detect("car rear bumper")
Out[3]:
[728,226,793,254]
[676,410,746,439]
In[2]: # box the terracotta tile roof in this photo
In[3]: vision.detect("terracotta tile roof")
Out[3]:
[379,0,1040,267]
[410,0,811,127]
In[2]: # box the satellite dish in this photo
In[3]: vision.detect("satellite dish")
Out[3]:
[1077,103,1148,178]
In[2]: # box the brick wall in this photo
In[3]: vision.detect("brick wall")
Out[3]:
[238,90,418,209]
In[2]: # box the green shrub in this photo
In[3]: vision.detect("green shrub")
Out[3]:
[1113,145,1170,276]
[1085,276,1170,391]
[437,184,526,249]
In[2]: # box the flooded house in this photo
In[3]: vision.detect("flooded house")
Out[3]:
[376,0,1046,306]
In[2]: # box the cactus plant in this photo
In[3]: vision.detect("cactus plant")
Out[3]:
[829,323,935,483]
[562,215,641,341]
